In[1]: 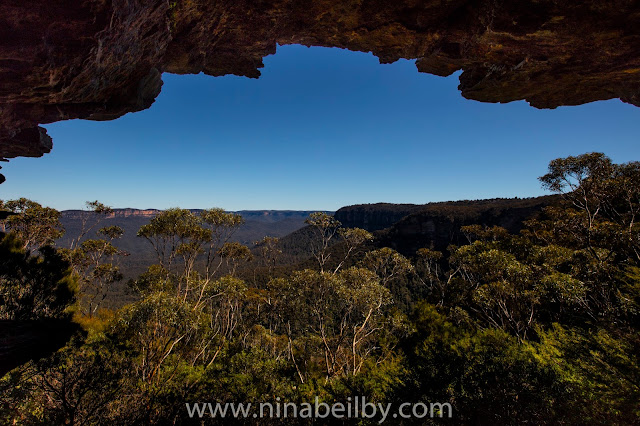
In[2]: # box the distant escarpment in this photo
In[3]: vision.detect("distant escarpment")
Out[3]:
[335,203,425,231]
[1,0,639,169]
[62,209,161,220]
[375,196,561,256]
[287,196,561,262]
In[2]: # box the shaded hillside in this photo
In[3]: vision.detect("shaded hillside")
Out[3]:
[232,211,330,245]
[0,320,82,378]
[334,203,424,231]
[376,196,561,256]
[269,225,327,267]
[277,197,561,266]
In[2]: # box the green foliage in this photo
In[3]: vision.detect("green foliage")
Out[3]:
[255,236,282,273]
[363,247,413,286]
[63,225,127,316]
[305,212,342,272]
[85,200,113,215]
[129,264,174,296]
[403,303,565,424]
[137,207,244,278]
[218,241,253,275]
[98,225,124,240]
[66,200,115,251]
[0,232,77,320]
[0,336,124,425]
[3,153,640,424]
[0,198,64,250]
[534,324,640,423]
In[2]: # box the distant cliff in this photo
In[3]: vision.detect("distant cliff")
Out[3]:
[375,196,561,256]
[62,209,160,220]
[334,203,424,231]
[62,209,327,221]
[290,197,561,262]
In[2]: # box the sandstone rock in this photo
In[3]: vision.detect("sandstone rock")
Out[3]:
[1,0,639,162]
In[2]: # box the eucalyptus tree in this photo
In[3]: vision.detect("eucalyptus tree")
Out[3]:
[0,232,76,320]
[136,208,247,301]
[305,212,373,274]
[0,198,64,251]
[333,227,374,274]
[218,241,253,277]
[305,212,341,272]
[267,267,392,382]
[537,153,640,263]
[64,225,126,316]
[363,247,413,287]
[67,200,113,251]
[121,207,253,409]
[255,236,282,274]
[532,153,640,320]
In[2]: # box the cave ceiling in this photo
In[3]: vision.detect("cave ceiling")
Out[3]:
[1,0,639,172]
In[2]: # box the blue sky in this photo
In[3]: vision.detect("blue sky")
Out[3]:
[1,44,639,211]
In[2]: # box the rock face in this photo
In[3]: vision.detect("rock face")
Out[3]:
[62,208,161,220]
[1,0,639,165]
[335,203,425,231]
[375,196,560,256]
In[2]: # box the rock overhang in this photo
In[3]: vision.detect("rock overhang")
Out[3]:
[1,0,638,169]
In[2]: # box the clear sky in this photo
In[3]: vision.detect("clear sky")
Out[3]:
[1,44,639,211]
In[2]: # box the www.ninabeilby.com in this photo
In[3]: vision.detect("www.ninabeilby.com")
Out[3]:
[186,397,452,423]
